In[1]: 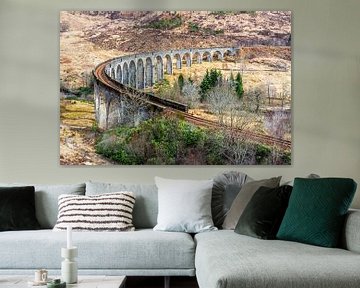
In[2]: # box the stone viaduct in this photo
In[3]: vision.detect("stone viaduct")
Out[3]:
[104,47,238,88]
[94,46,238,129]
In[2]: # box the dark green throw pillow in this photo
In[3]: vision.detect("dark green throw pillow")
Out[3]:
[277,178,357,248]
[234,185,292,239]
[0,186,41,231]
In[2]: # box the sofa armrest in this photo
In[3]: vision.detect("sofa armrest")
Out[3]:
[342,209,360,253]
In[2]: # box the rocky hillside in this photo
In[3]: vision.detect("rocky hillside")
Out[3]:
[62,11,291,53]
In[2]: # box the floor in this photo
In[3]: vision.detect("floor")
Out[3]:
[126,276,199,288]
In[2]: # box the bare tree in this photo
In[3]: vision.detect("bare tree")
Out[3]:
[221,131,256,165]
[207,82,238,125]
[111,90,153,127]
[206,81,259,133]
[245,85,265,114]
[205,82,259,164]
[156,80,182,103]
[80,71,94,88]
[237,55,247,76]
[265,78,276,105]
[182,80,200,108]
[264,109,291,139]
[279,81,291,108]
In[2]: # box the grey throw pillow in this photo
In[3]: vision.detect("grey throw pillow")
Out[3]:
[153,177,217,233]
[222,176,281,230]
[212,171,251,228]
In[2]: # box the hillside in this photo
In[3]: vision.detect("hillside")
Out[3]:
[81,11,290,52]
[60,11,291,88]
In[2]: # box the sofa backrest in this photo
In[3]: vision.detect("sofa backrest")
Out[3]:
[86,181,158,229]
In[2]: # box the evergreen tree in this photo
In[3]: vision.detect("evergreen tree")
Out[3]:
[199,69,222,102]
[229,71,235,83]
[199,70,211,102]
[178,73,184,93]
[209,68,222,87]
[234,72,244,99]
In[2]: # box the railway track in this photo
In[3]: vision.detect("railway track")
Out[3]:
[93,61,291,150]
[173,111,291,150]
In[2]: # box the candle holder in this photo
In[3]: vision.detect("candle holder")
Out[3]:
[61,247,78,284]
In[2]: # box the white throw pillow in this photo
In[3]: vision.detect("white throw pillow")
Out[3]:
[53,192,136,232]
[153,177,217,233]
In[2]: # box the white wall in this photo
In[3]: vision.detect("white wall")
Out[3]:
[0,0,359,208]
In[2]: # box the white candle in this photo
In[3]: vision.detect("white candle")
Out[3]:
[67,225,72,249]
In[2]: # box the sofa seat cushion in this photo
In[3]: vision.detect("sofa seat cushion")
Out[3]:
[0,229,195,271]
[195,230,360,288]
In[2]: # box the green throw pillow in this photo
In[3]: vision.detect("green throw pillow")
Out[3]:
[277,178,357,247]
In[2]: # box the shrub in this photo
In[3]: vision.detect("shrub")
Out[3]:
[188,22,200,33]
[203,27,224,35]
[144,15,182,30]
[60,22,70,33]
[255,145,272,164]
[96,117,209,165]
[77,87,93,96]
[95,116,291,165]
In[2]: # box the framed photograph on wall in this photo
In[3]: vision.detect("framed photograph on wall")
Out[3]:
[60,11,291,165]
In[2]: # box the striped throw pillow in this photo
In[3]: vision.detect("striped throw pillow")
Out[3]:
[53,192,136,231]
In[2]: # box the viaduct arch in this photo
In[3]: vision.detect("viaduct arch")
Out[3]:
[105,47,237,89]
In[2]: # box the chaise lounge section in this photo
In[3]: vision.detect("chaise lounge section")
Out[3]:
[195,216,360,288]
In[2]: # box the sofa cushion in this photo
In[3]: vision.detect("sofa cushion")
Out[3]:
[222,176,281,229]
[0,183,86,229]
[0,229,195,272]
[277,178,357,247]
[0,186,40,231]
[212,171,251,228]
[234,185,292,239]
[53,192,136,232]
[153,177,216,233]
[342,209,360,253]
[195,230,360,288]
[86,182,158,229]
